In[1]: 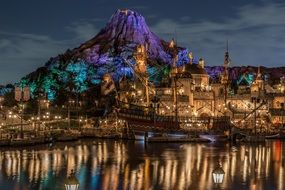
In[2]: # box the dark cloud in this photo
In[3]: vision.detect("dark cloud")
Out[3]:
[0,19,103,84]
[0,32,73,83]
[150,2,285,67]
[66,21,99,42]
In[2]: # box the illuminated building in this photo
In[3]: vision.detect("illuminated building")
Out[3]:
[117,40,285,131]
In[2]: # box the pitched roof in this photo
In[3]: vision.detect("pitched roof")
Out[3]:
[185,64,208,75]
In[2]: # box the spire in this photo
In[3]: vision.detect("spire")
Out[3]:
[256,66,262,80]
[188,52,193,65]
[224,40,230,68]
[251,65,264,94]
[221,41,230,85]
[168,37,179,75]
[169,38,176,48]
[257,66,261,75]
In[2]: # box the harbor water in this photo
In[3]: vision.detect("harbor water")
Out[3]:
[0,139,284,190]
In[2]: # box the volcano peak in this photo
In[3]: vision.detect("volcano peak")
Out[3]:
[118,9,135,16]
[72,8,175,64]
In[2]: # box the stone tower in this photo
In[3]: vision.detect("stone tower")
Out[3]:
[221,47,230,85]
[134,44,148,74]
[251,66,264,97]
[220,42,231,104]
[133,44,150,106]
[198,58,205,69]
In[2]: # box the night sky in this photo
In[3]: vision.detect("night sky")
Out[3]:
[1,0,284,84]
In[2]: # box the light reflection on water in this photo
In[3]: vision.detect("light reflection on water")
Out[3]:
[0,140,284,190]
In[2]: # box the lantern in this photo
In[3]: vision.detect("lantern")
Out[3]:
[65,171,79,190]
[212,163,225,184]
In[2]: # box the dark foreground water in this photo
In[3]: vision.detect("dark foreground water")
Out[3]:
[0,140,284,190]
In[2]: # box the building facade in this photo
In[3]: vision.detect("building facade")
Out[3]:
[117,42,285,130]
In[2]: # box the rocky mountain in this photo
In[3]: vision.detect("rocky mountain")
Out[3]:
[19,9,284,101]
[21,9,186,100]
[205,66,285,84]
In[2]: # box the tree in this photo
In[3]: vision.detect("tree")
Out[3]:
[2,90,17,108]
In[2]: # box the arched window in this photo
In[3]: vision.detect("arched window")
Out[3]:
[276,101,280,108]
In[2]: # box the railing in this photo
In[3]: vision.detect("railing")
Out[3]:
[127,94,189,102]
[227,94,251,100]
[239,100,267,122]
[117,106,230,125]
[193,92,213,100]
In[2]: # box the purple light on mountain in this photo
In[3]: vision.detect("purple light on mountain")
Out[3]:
[78,9,175,65]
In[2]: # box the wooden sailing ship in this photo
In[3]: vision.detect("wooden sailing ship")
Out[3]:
[111,43,231,134]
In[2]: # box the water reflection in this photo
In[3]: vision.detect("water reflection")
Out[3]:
[0,140,284,190]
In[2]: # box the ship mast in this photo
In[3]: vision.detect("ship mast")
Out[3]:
[173,55,178,124]
[169,38,179,125]
[221,40,230,106]
[133,44,150,107]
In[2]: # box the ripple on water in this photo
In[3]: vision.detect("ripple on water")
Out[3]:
[0,139,283,190]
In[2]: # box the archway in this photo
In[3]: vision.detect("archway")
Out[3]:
[200,112,210,118]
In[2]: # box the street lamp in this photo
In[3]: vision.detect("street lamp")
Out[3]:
[212,163,225,184]
[65,170,79,190]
